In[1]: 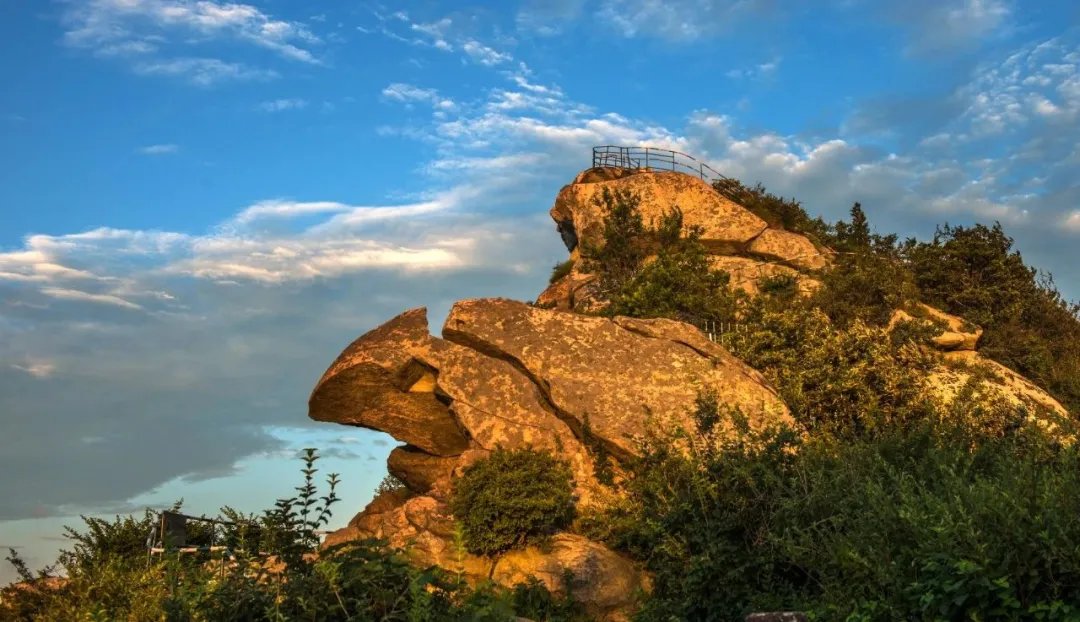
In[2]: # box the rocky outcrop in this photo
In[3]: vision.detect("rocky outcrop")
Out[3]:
[540,166,830,310]
[746,228,830,271]
[928,350,1069,420]
[888,303,983,352]
[310,299,793,617]
[493,534,646,620]
[552,169,768,255]
[444,299,792,459]
[308,308,469,457]
[709,256,822,297]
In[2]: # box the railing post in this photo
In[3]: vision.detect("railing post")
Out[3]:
[645,147,649,170]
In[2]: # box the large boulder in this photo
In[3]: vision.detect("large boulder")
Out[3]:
[541,167,829,307]
[443,298,792,459]
[709,255,822,297]
[551,168,768,255]
[308,308,468,457]
[312,298,792,618]
[746,228,829,271]
[928,350,1069,422]
[426,337,601,505]
[493,533,645,620]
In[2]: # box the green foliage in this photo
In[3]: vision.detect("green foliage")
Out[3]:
[550,259,576,284]
[374,472,410,498]
[581,187,647,297]
[582,188,740,324]
[511,575,591,622]
[599,410,1080,621]
[607,208,739,324]
[450,448,575,557]
[712,178,830,241]
[815,203,919,327]
[728,297,933,437]
[905,223,1080,413]
[3,450,583,621]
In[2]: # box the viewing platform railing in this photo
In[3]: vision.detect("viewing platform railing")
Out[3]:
[592,145,733,184]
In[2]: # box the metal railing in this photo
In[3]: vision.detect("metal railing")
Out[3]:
[592,145,733,184]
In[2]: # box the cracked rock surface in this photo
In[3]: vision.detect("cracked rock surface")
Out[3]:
[309,299,792,619]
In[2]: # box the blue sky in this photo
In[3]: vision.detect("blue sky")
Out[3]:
[1,0,1079,582]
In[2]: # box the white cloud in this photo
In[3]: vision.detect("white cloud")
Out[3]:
[726,57,782,80]
[596,0,769,41]
[462,40,512,66]
[381,83,455,109]
[1064,210,1080,232]
[138,143,178,155]
[257,98,308,113]
[11,361,57,379]
[957,38,1080,137]
[889,0,1012,54]
[61,0,320,83]
[133,57,278,85]
[40,287,143,310]
[233,200,352,224]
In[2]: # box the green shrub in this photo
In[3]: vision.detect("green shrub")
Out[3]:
[608,208,739,324]
[815,203,918,327]
[904,223,1080,413]
[450,448,575,557]
[582,188,740,325]
[600,410,1080,621]
[580,187,648,298]
[728,298,933,436]
[550,259,576,284]
[712,178,830,241]
[3,450,582,621]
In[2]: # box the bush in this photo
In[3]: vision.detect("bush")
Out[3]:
[607,208,739,324]
[712,178,829,241]
[582,188,740,325]
[905,223,1080,413]
[450,448,575,557]
[3,450,583,621]
[599,409,1080,621]
[549,259,576,284]
[815,203,918,327]
[728,297,933,436]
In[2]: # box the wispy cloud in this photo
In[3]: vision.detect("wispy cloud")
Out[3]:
[138,143,178,155]
[11,360,57,379]
[382,83,455,110]
[885,0,1013,54]
[1065,210,1080,232]
[726,57,782,80]
[257,98,308,113]
[462,40,512,66]
[40,287,143,310]
[596,0,772,41]
[133,57,278,86]
[61,0,320,83]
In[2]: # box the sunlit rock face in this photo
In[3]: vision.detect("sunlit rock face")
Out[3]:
[538,166,827,311]
[308,298,791,618]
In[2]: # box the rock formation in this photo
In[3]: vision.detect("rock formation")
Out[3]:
[309,163,1072,618]
[310,299,791,618]
[538,167,829,311]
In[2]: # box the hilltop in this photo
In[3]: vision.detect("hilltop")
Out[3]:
[307,153,1079,619]
[6,151,1080,621]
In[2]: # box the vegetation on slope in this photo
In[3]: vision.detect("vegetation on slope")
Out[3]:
[1,450,584,622]
[587,184,1080,415]
[450,448,575,557]
[570,183,1080,620]
[590,410,1080,621]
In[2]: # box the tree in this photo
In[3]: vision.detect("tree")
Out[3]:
[450,448,575,557]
